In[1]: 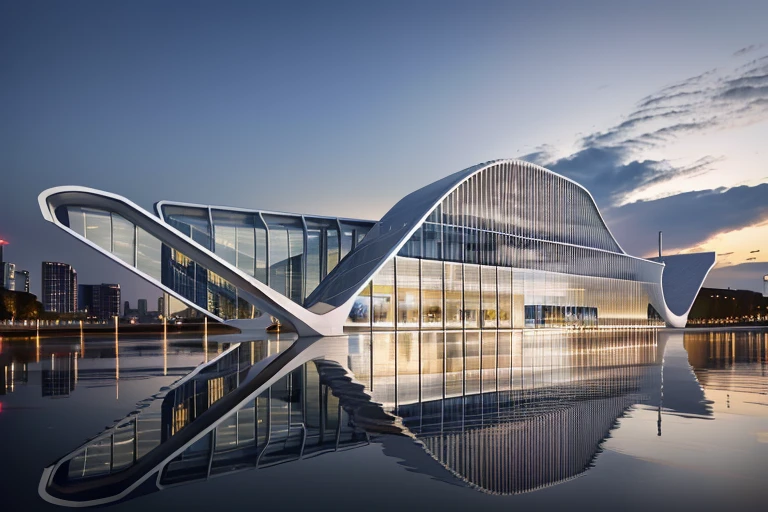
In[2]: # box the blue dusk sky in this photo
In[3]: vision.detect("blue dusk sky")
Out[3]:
[2,0,768,305]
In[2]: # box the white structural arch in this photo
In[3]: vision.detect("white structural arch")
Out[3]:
[38,159,715,332]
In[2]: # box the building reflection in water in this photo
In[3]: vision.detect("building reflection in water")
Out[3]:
[389,329,663,494]
[683,330,768,414]
[40,337,377,507]
[0,336,222,401]
[39,329,675,505]
[42,353,77,398]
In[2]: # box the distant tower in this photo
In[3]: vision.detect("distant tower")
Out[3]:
[763,275,768,298]
[138,299,148,316]
[658,231,663,260]
[42,262,77,313]
[124,300,130,317]
[15,270,30,293]
[2,262,15,291]
[0,239,10,290]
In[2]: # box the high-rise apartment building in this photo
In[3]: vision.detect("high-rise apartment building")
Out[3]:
[2,262,16,291]
[79,283,121,320]
[42,262,77,313]
[15,270,30,293]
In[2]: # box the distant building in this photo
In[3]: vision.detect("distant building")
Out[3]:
[122,297,162,323]
[158,296,165,317]
[42,262,77,313]
[688,287,768,325]
[764,275,768,298]
[79,283,121,320]
[15,269,30,293]
[2,262,15,291]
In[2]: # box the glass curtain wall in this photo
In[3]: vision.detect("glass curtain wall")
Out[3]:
[346,161,667,332]
[163,206,212,249]
[348,255,662,330]
[263,215,305,304]
[397,161,659,282]
[211,210,267,283]
[59,205,258,320]
[160,205,373,304]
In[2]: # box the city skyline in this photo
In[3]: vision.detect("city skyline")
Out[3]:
[2,1,768,305]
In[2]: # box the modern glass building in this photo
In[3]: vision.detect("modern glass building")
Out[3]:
[42,261,78,313]
[38,160,715,335]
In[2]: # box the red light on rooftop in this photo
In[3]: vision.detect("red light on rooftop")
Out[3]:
[0,239,8,245]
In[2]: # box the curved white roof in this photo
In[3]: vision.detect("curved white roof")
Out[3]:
[306,159,638,313]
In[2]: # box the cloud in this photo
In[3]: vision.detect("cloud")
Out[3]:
[704,262,768,293]
[520,46,768,271]
[549,48,768,159]
[733,44,763,57]
[523,146,718,208]
[602,183,768,257]
[717,84,768,101]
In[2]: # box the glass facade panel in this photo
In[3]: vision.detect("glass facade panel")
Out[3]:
[341,229,354,260]
[481,330,497,393]
[255,225,267,284]
[463,265,480,329]
[207,270,238,320]
[326,229,339,273]
[162,205,211,249]
[444,262,463,329]
[306,229,322,296]
[423,223,441,260]
[396,257,420,328]
[465,331,481,395]
[481,267,497,328]
[287,229,304,302]
[372,333,396,408]
[421,331,444,402]
[497,331,512,391]
[397,332,419,405]
[84,207,112,252]
[66,206,86,237]
[268,227,288,297]
[445,331,463,397]
[211,210,257,277]
[265,217,305,303]
[214,224,237,267]
[346,282,371,326]
[111,214,135,266]
[372,259,395,328]
[420,260,443,328]
[136,228,162,281]
[497,267,512,328]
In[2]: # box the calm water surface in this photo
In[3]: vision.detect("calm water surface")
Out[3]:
[1,329,766,511]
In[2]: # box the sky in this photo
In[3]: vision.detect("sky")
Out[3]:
[1,0,768,305]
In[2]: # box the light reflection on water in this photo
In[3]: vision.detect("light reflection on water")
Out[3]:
[0,329,766,509]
